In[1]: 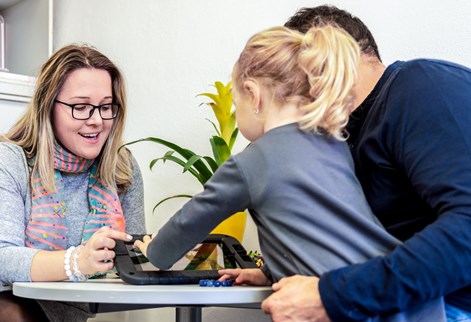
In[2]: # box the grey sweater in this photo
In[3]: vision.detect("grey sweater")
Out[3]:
[147,123,445,321]
[148,124,400,274]
[0,142,146,290]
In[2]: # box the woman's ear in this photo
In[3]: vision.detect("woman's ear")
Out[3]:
[243,79,262,113]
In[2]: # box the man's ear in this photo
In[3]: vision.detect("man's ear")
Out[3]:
[243,79,262,111]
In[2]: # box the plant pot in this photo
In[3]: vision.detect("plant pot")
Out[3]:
[210,211,247,242]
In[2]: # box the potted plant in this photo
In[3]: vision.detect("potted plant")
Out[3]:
[124,81,247,241]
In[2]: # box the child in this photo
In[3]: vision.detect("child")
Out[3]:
[135,25,444,321]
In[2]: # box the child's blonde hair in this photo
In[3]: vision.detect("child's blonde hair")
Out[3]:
[233,24,360,140]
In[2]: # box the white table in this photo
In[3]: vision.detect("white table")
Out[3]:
[13,279,272,322]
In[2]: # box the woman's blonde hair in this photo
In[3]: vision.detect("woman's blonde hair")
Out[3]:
[1,44,132,192]
[233,24,360,140]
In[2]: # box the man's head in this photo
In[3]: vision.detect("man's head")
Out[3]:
[285,5,381,62]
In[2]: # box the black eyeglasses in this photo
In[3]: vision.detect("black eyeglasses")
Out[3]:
[55,100,119,120]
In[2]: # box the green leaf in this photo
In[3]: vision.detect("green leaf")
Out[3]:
[228,128,239,151]
[210,136,231,166]
[153,194,193,213]
[123,137,213,183]
[184,155,219,182]
[164,150,175,158]
[150,154,205,185]
[149,150,175,168]
[203,156,218,173]
[184,154,206,172]
[206,118,221,137]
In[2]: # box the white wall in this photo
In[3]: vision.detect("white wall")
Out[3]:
[0,99,26,132]
[51,1,471,321]
[52,0,471,248]
[2,0,50,75]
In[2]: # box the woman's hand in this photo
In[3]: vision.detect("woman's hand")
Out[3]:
[133,234,154,257]
[78,226,132,275]
[218,268,271,286]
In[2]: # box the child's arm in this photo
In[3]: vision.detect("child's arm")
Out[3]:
[218,268,271,286]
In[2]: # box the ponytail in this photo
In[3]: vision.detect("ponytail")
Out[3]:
[297,25,360,139]
[233,25,359,140]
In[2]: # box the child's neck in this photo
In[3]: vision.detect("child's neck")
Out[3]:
[263,102,302,133]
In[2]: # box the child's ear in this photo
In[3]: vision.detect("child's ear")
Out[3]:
[243,80,261,109]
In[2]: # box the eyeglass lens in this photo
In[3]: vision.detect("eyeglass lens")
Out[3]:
[72,104,118,120]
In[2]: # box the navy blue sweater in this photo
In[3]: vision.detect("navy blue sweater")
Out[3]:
[319,59,471,320]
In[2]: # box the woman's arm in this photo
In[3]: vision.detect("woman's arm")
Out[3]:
[30,227,132,281]
[0,143,38,286]
[0,143,136,284]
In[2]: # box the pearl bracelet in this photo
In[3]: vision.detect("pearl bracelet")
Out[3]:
[64,246,78,282]
[72,245,88,282]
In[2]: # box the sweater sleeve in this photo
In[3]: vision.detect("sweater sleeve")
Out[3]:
[0,143,39,289]
[120,154,146,235]
[147,156,250,269]
[319,60,471,320]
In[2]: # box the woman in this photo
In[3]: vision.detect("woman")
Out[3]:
[0,44,146,322]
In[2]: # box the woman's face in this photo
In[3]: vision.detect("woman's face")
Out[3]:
[53,68,114,160]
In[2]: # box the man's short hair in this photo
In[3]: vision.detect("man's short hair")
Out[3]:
[285,5,381,61]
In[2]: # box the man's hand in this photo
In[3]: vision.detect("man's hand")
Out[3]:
[261,275,331,322]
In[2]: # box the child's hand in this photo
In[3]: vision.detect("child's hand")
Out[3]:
[133,234,154,257]
[218,268,271,286]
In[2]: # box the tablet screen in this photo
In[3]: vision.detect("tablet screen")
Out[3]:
[128,242,239,271]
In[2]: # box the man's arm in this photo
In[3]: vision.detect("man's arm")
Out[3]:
[320,60,471,320]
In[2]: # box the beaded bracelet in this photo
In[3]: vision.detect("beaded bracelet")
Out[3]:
[64,246,78,282]
[72,245,88,281]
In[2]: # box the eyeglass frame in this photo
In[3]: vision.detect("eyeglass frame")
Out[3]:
[55,99,120,120]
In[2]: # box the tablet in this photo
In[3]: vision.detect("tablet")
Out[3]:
[114,234,258,285]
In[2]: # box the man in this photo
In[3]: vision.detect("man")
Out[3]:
[261,5,471,322]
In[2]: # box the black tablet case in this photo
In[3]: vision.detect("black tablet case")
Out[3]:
[114,234,258,285]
